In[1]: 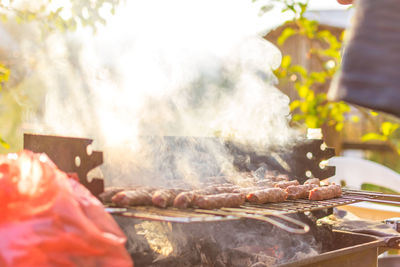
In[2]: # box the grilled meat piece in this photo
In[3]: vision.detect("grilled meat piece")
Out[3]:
[194,193,245,209]
[111,189,153,206]
[192,184,239,195]
[214,185,241,193]
[236,178,256,187]
[320,180,331,186]
[152,189,185,208]
[173,191,197,209]
[99,187,125,203]
[274,180,299,189]
[255,180,277,187]
[101,186,155,203]
[309,184,342,200]
[334,184,343,197]
[173,184,240,209]
[246,188,288,204]
[285,184,319,200]
[304,178,321,186]
[193,187,219,195]
[233,186,272,195]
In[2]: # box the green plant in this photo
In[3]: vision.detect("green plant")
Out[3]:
[362,120,400,154]
[269,0,400,161]
[271,0,352,131]
[0,0,120,33]
[0,0,121,150]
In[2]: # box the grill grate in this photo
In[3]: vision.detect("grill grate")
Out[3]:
[107,190,383,223]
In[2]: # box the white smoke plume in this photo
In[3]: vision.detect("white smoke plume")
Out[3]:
[27,0,300,186]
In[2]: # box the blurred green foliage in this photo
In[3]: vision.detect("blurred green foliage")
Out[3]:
[269,0,400,161]
[0,0,120,33]
[362,120,400,155]
[271,0,352,131]
[0,0,120,150]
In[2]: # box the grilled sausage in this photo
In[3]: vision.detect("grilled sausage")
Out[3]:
[233,186,273,195]
[194,193,246,209]
[173,191,197,209]
[214,185,241,193]
[309,184,342,200]
[111,189,153,206]
[152,189,185,208]
[285,184,319,200]
[274,180,299,189]
[246,188,288,204]
[304,178,321,186]
[100,187,126,203]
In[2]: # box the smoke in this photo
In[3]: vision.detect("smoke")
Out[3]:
[26,0,300,186]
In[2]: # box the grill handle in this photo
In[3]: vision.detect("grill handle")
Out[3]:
[344,189,400,201]
[195,209,310,234]
[342,196,400,206]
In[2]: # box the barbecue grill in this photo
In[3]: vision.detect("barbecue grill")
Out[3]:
[23,133,400,266]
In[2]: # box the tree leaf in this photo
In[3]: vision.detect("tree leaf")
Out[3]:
[361,133,387,142]
[292,114,305,122]
[290,65,307,77]
[281,55,291,69]
[0,14,7,22]
[298,85,309,98]
[290,100,301,111]
[310,72,326,83]
[305,115,318,128]
[351,115,359,123]
[370,110,379,116]
[381,121,399,136]
[335,122,344,131]
[300,102,308,112]
[258,4,274,16]
[277,27,296,46]
[0,137,9,149]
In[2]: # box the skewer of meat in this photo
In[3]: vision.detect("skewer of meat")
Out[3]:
[152,188,185,208]
[214,185,241,193]
[274,180,299,189]
[246,188,288,204]
[192,185,240,195]
[285,184,319,200]
[193,187,219,195]
[173,185,241,209]
[255,180,277,187]
[103,186,155,204]
[304,178,320,186]
[100,187,126,203]
[309,184,342,201]
[194,193,246,209]
[111,189,153,206]
[173,191,197,209]
[233,186,272,195]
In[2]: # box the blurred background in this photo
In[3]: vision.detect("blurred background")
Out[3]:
[1,0,399,193]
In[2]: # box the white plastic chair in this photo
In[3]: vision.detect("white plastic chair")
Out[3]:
[327,156,400,216]
[328,156,400,192]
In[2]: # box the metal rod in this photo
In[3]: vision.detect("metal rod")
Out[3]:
[344,189,400,200]
[222,207,280,215]
[120,211,238,223]
[194,209,310,234]
[342,196,400,206]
